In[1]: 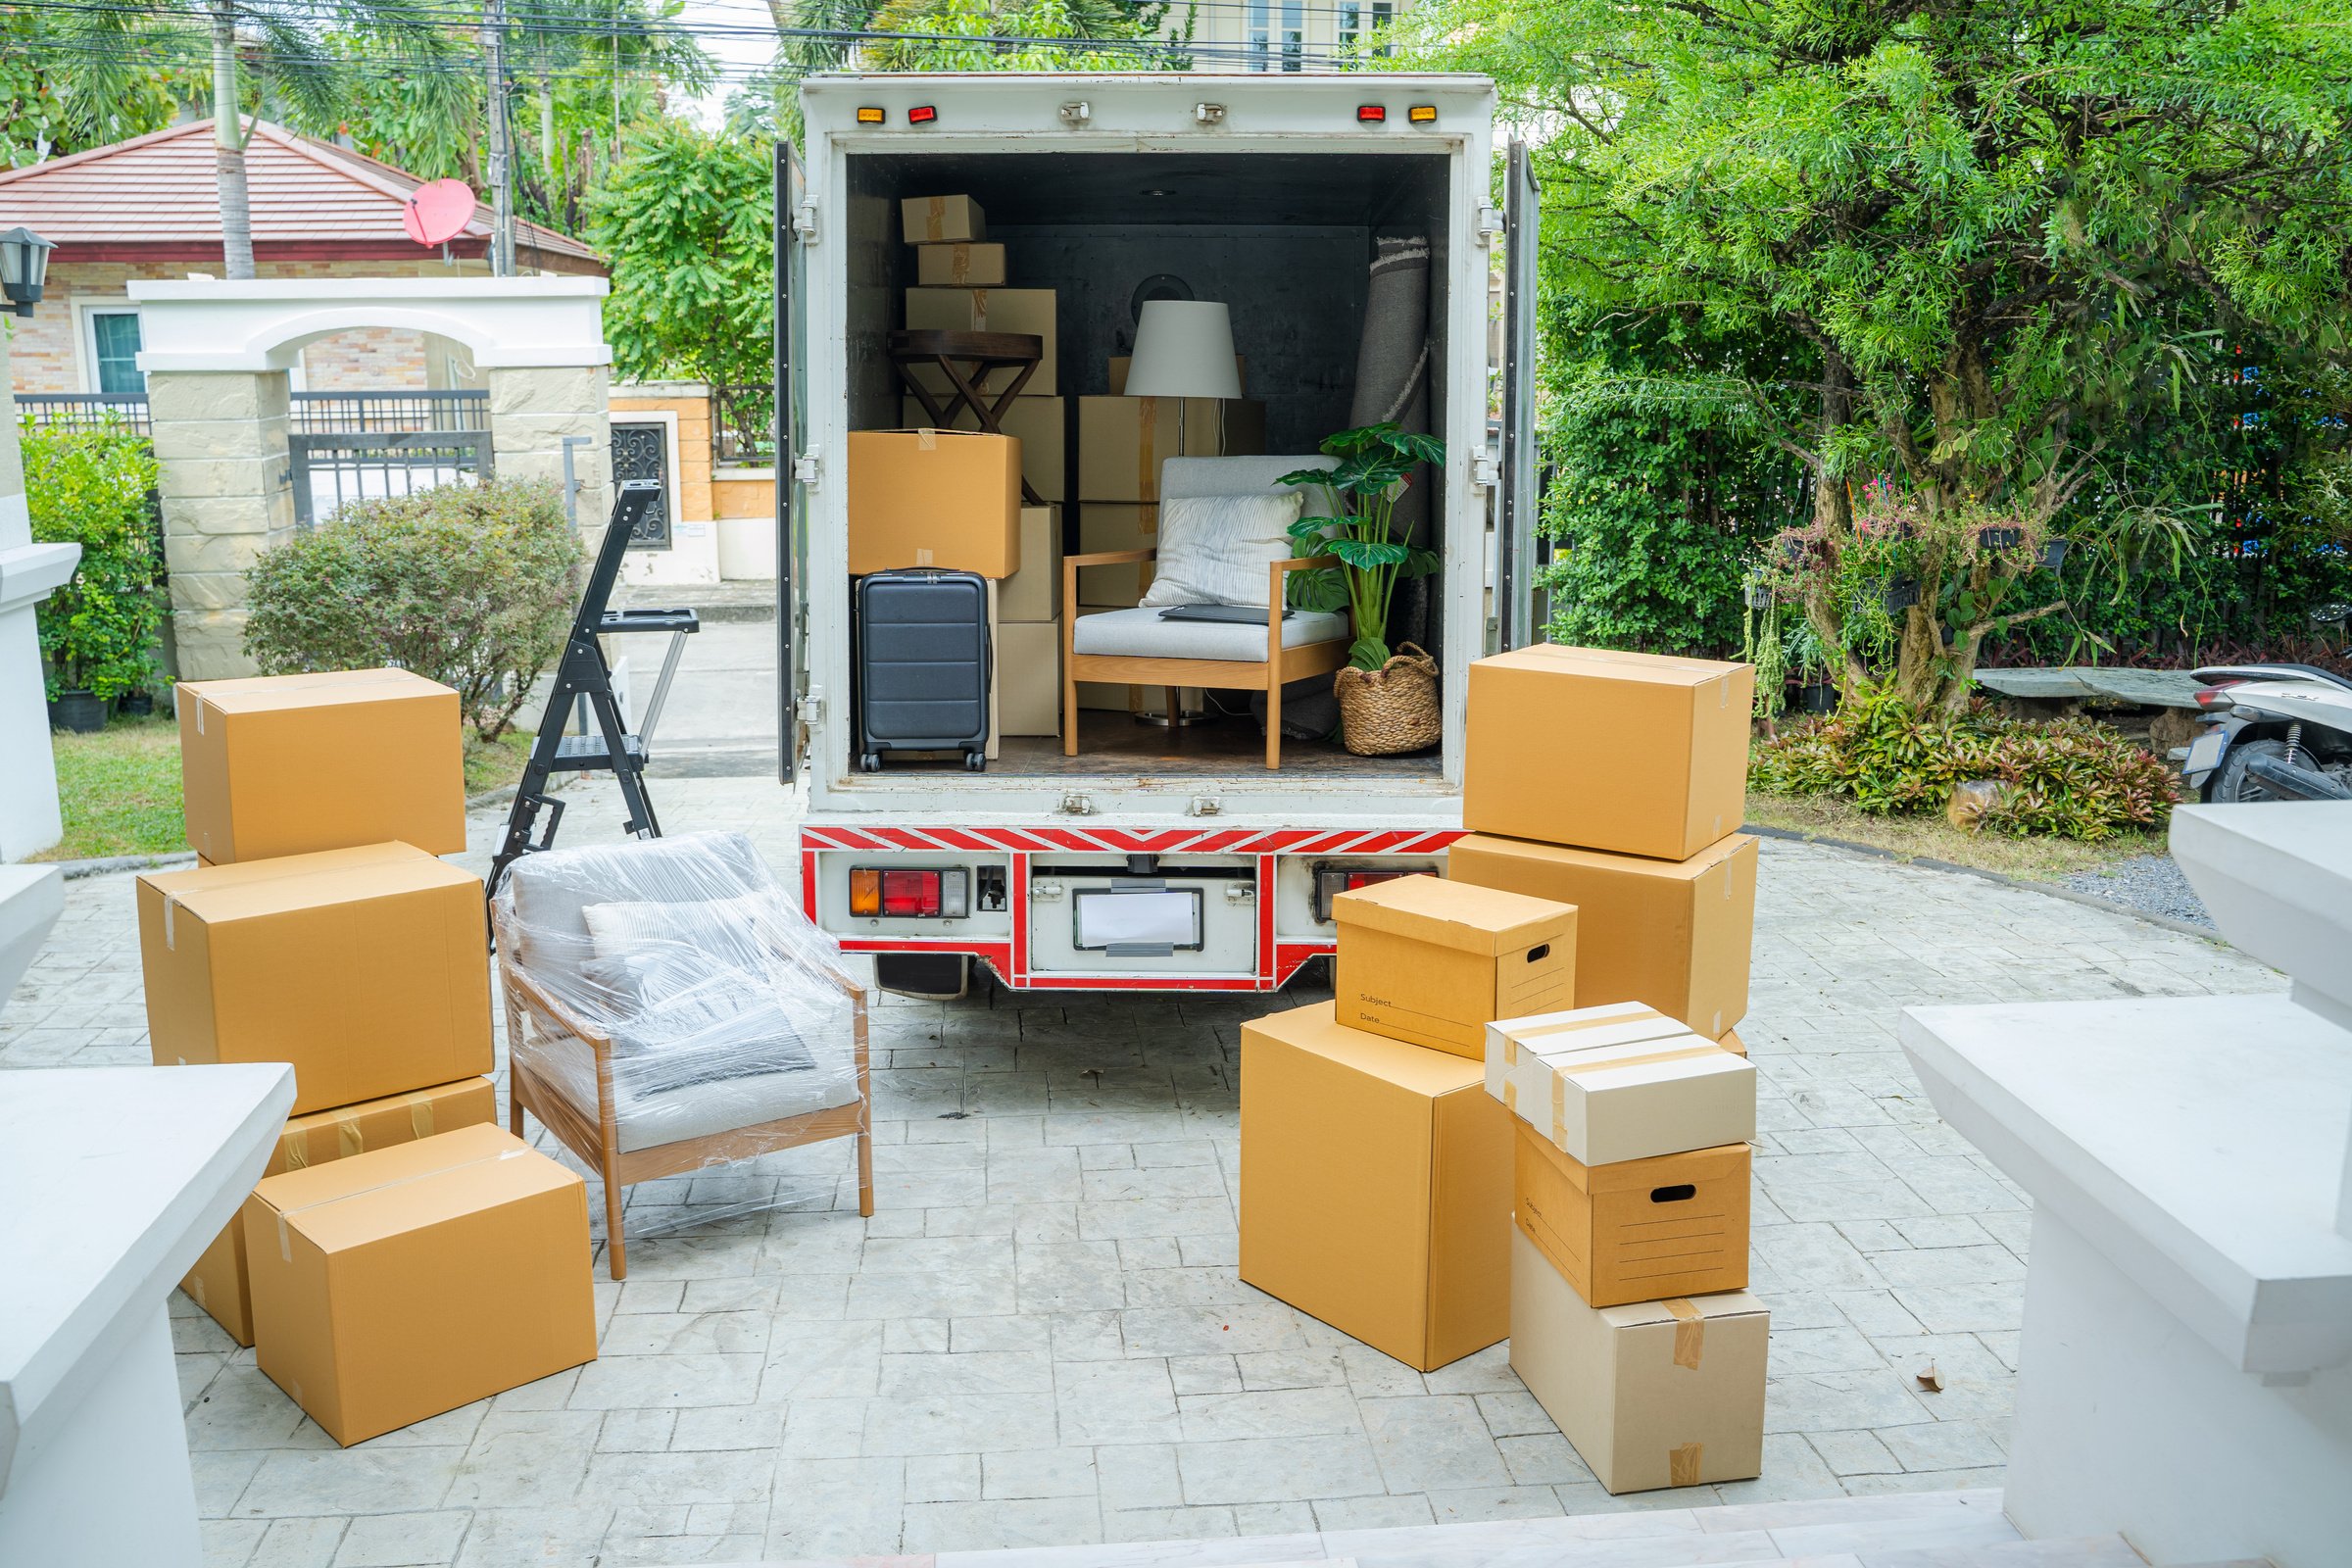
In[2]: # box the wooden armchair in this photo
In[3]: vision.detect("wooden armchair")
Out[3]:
[1062,454,1352,770]
[492,834,873,1280]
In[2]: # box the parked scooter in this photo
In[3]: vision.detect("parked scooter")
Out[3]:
[2183,605,2352,803]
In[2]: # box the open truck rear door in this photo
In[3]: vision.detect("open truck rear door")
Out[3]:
[774,138,810,782]
[1494,136,1543,652]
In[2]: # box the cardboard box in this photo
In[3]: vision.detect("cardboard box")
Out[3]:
[182,1077,497,1346]
[998,620,1061,737]
[1486,1005,1756,1166]
[1509,1228,1767,1493]
[916,241,1005,286]
[1719,1028,1745,1057]
[245,1123,597,1446]
[847,429,1021,577]
[1239,1002,1512,1371]
[999,505,1062,622]
[905,287,1056,395]
[1463,645,1753,860]
[1513,1121,1750,1307]
[1333,875,1577,1058]
[901,193,985,244]
[1446,832,1758,1039]
[1109,353,1246,397]
[138,843,495,1115]
[178,668,466,862]
[1076,504,1156,606]
[901,396,1064,503]
[1077,396,1266,502]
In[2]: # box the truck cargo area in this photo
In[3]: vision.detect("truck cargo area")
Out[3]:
[839,146,1455,784]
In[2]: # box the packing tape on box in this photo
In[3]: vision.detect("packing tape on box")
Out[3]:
[187,1271,207,1306]
[923,195,946,239]
[1556,1044,1725,1077]
[1137,396,1160,501]
[337,1110,367,1159]
[1511,1007,1675,1044]
[274,1147,534,1261]
[409,1091,439,1141]
[916,428,938,450]
[949,248,974,284]
[971,286,991,324]
[1668,1442,1704,1487]
[1664,1298,1705,1369]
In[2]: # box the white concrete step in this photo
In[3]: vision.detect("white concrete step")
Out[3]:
[715,1489,2154,1568]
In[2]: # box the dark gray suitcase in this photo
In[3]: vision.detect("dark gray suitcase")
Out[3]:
[855,568,991,772]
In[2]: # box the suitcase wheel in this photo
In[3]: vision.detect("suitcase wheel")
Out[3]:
[860,753,882,773]
[964,752,986,773]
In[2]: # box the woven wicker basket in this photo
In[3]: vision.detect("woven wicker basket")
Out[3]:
[1333,642,1441,757]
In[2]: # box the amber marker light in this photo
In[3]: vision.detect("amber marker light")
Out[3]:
[857,106,886,124]
[1408,105,1437,123]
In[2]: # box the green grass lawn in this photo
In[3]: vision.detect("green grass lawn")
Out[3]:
[31,714,538,863]
[1743,789,2166,879]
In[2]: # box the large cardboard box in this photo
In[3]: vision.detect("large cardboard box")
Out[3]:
[1076,396,1267,502]
[1509,1228,1767,1493]
[916,241,1005,286]
[182,1076,497,1347]
[1000,505,1062,622]
[178,668,466,863]
[245,1123,597,1446]
[847,429,1020,577]
[901,193,985,244]
[905,287,1057,395]
[997,620,1061,737]
[138,844,495,1115]
[1333,875,1577,1058]
[1239,1002,1512,1371]
[1486,1005,1755,1166]
[1513,1121,1750,1308]
[902,397,1065,502]
[1446,832,1758,1039]
[1076,504,1156,606]
[1463,645,1753,860]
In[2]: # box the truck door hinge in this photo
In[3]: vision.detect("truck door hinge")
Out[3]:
[1030,878,1066,902]
[793,199,819,246]
[1187,796,1222,817]
[1476,204,1504,245]
[1056,793,1095,816]
[1472,448,1500,490]
[793,449,821,488]
[796,691,824,726]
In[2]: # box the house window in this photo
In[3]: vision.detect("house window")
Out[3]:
[87,310,144,395]
[1282,0,1303,70]
[1340,0,1360,48]
[1248,0,1270,70]
[1372,0,1393,55]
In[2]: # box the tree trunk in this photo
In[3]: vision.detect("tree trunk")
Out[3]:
[210,9,255,280]
[539,74,557,182]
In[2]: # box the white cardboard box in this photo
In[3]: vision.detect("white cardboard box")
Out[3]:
[1487,1003,1755,1166]
[1509,1228,1768,1494]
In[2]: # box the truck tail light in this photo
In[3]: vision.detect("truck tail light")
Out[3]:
[1356,105,1387,124]
[853,867,969,918]
[1311,864,1426,922]
[907,105,938,125]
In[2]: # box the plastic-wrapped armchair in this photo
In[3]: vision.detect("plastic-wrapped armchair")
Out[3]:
[491,831,873,1279]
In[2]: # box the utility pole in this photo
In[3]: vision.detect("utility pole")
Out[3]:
[480,0,515,276]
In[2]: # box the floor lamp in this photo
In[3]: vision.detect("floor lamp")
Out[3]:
[1123,300,1245,727]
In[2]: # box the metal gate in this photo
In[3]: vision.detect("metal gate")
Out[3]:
[288,390,491,527]
[611,420,672,548]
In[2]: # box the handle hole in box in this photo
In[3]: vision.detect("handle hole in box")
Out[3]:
[1525,944,1550,963]
[1649,1184,1697,1204]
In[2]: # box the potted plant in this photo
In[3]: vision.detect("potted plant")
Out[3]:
[27,424,164,735]
[1278,422,1446,755]
[1787,620,1838,713]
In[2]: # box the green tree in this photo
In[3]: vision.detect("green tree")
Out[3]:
[584,120,775,396]
[1400,0,2352,710]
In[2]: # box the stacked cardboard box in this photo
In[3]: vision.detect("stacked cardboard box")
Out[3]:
[142,669,595,1442]
[1240,876,1576,1371]
[1443,641,1768,1494]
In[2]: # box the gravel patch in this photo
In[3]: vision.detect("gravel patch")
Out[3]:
[2060,853,2214,929]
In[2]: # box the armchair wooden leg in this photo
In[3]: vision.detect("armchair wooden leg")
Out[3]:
[1164,687,1181,733]
[857,1131,875,1218]
[1265,675,1283,769]
[601,1147,628,1281]
[508,1087,524,1140]
[1062,663,1079,757]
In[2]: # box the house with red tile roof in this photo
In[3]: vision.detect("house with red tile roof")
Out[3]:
[0,119,604,396]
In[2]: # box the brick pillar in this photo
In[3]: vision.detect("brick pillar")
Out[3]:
[488,365,612,552]
[149,369,293,681]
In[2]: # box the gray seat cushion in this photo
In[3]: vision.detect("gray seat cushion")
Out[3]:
[1072,606,1348,662]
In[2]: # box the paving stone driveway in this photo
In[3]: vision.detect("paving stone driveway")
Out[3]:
[0,780,2280,1567]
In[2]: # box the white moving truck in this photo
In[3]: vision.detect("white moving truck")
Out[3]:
[776,72,1541,995]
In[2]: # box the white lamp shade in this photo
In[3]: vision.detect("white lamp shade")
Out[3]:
[1124,300,1243,399]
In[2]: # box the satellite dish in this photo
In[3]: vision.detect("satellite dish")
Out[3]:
[403,179,478,247]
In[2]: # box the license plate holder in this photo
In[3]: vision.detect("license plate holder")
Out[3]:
[2185,730,2227,777]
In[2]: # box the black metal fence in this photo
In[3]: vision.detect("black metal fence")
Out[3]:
[713,383,775,466]
[17,392,152,437]
[288,389,491,527]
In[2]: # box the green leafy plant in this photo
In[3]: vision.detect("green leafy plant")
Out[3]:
[243,478,581,742]
[24,421,165,702]
[1278,422,1445,670]
[1751,684,2181,842]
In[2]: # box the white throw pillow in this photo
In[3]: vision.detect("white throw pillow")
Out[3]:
[1141,490,1307,610]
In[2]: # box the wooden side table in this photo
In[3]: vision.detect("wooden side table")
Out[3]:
[887,328,1047,505]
